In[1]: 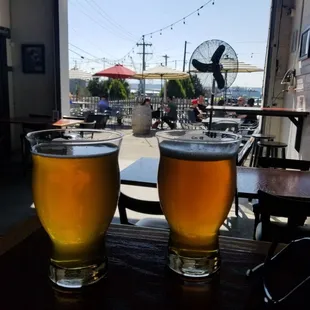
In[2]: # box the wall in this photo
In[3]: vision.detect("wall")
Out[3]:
[0,0,10,28]
[280,0,310,159]
[263,0,294,142]
[10,0,56,117]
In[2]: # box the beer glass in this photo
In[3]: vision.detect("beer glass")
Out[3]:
[27,129,123,288]
[156,130,241,279]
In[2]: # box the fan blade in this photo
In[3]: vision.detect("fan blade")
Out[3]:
[213,67,225,90]
[211,45,225,64]
[192,59,212,72]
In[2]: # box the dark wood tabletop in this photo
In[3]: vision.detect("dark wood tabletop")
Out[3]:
[205,106,310,117]
[121,157,310,199]
[0,217,270,309]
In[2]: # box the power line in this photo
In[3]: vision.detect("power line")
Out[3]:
[86,0,137,41]
[69,43,101,59]
[69,0,136,43]
[143,0,214,38]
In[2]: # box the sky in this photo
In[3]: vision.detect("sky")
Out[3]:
[68,0,272,88]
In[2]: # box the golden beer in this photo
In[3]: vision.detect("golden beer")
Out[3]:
[28,129,122,288]
[157,131,240,278]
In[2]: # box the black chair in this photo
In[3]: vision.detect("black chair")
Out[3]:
[212,121,239,133]
[257,157,310,171]
[254,190,310,243]
[118,192,168,229]
[85,113,109,129]
[233,137,256,217]
[250,133,275,167]
[186,110,205,129]
[247,191,310,277]
[255,141,287,167]
[79,121,96,138]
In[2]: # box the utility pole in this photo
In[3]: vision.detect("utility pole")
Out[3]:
[162,55,169,102]
[162,54,169,66]
[137,35,152,95]
[183,41,188,72]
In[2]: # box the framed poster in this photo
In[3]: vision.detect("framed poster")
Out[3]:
[21,44,45,74]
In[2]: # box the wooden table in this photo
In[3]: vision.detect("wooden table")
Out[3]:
[121,157,310,199]
[205,106,309,152]
[0,217,270,309]
[53,118,85,127]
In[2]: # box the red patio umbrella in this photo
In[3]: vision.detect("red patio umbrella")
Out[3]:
[93,64,136,79]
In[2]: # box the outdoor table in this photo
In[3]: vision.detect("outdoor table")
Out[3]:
[121,157,310,200]
[0,216,273,309]
[205,106,309,152]
[52,118,85,127]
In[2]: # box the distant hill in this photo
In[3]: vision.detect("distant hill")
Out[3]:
[130,83,262,98]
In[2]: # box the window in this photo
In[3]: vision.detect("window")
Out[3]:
[291,30,299,53]
[300,29,310,59]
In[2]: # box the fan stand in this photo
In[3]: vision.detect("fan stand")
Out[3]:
[208,79,216,130]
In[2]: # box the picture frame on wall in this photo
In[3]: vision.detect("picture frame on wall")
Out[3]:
[21,44,45,74]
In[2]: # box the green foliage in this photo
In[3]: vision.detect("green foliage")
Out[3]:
[87,78,130,99]
[181,78,195,98]
[109,79,127,99]
[190,74,205,97]
[165,80,186,98]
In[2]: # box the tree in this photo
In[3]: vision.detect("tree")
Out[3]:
[87,79,108,97]
[191,74,205,97]
[181,78,195,98]
[165,80,186,98]
[108,79,128,99]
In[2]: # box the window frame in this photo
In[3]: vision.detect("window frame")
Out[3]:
[300,28,310,60]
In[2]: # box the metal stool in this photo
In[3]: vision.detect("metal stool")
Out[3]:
[255,141,287,166]
[250,134,275,167]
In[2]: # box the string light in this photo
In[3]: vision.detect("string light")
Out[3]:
[197,10,200,16]
[183,18,186,24]
[171,25,173,30]
[160,30,162,35]
[212,0,215,4]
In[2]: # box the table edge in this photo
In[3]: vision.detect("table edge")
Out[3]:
[0,216,272,256]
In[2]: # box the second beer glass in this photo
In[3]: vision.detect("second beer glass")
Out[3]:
[156,130,241,279]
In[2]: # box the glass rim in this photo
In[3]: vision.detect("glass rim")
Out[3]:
[26,128,123,145]
[155,129,242,144]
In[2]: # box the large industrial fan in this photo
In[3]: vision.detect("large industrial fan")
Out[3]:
[189,39,239,127]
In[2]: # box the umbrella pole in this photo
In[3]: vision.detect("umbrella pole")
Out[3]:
[208,79,216,130]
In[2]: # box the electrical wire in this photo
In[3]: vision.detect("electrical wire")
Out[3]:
[86,0,137,40]
[143,0,214,37]
[69,0,136,43]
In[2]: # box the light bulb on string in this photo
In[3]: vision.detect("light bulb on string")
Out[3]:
[197,10,200,16]
[171,25,173,30]
[160,29,162,35]
[212,1,215,5]
[183,18,186,24]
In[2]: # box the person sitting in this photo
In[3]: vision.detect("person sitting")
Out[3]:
[197,95,207,113]
[191,99,203,122]
[152,97,177,129]
[98,95,111,113]
[241,98,258,124]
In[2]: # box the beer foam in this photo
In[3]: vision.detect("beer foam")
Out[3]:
[159,140,238,161]
[32,143,118,158]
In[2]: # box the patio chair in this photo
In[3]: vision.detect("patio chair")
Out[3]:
[79,121,96,138]
[85,113,109,129]
[247,191,310,277]
[118,192,169,230]
[186,110,205,129]
[211,121,239,133]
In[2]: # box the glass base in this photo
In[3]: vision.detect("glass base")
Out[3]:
[49,259,107,289]
[168,250,221,279]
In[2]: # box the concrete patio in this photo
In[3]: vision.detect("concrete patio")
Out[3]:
[0,128,258,239]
